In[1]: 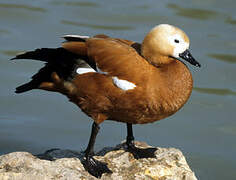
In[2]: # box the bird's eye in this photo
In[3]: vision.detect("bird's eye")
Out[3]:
[174,39,179,43]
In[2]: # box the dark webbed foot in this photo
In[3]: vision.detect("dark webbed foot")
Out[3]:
[126,123,157,159]
[126,142,157,159]
[82,155,112,178]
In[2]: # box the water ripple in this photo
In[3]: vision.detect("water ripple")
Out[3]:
[52,1,99,7]
[0,29,10,35]
[194,87,236,96]
[208,54,236,64]
[167,3,218,20]
[0,50,21,57]
[0,3,46,12]
[225,17,236,25]
[61,20,134,31]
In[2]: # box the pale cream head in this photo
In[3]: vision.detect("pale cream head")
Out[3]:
[141,24,190,66]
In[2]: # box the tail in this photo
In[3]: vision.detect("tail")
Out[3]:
[15,81,39,94]
[12,48,88,93]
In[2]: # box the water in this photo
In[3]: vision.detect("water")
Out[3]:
[0,0,235,179]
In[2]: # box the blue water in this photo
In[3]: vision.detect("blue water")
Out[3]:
[0,0,236,179]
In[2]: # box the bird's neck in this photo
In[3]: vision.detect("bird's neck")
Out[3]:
[141,45,172,67]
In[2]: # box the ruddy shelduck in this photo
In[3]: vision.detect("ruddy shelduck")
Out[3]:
[12,24,201,178]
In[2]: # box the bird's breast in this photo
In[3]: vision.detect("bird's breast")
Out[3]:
[109,61,193,124]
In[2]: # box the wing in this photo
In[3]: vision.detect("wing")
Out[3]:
[63,37,149,84]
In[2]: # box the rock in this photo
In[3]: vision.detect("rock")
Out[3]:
[0,141,197,180]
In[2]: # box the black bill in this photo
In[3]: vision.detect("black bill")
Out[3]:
[179,49,201,67]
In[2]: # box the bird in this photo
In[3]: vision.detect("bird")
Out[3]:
[11,24,201,178]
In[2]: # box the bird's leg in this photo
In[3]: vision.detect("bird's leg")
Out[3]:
[84,122,99,156]
[82,122,112,178]
[126,123,135,149]
[125,123,157,159]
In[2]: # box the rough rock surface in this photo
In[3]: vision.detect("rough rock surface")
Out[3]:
[0,141,197,180]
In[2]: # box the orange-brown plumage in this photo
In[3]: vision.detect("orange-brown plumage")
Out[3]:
[60,34,193,125]
[12,24,200,178]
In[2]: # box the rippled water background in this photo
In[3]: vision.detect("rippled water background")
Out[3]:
[0,0,235,179]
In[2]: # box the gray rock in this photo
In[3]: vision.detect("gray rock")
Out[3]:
[0,142,197,180]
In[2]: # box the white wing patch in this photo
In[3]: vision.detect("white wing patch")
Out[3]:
[76,68,136,90]
[76,68,96,74]
[96,66,108,75]
[63,35,90,39]
[112,77,136,90]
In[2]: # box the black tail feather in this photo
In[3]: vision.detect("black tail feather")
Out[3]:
[11,48,54,62]
[15,81,38,94]
[12,47,88,93]
[11,48,76,63]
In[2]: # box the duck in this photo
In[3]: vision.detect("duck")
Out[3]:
[11,24,201,178]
